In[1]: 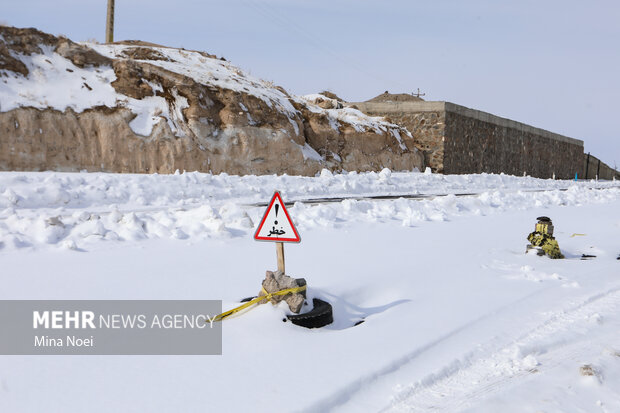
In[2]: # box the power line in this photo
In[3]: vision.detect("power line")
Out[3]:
[242,0,416,96]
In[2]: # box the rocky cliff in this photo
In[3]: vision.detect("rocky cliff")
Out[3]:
[0,26,422,175]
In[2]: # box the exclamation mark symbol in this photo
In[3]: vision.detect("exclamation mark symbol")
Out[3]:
[274,204,279,225]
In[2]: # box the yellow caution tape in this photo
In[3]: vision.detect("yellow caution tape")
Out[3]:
[570,233,587,237]
[212,285,307,322]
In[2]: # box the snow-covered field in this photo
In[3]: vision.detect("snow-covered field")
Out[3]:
[1,170,619,412]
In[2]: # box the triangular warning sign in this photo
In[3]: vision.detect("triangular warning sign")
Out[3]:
[254,191,301,243]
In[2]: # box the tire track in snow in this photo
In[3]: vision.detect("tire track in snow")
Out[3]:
[300,270,620,413]
[300,285,561,412]
[381,280,620,412]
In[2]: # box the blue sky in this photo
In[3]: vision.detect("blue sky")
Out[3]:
[4,0,620,169]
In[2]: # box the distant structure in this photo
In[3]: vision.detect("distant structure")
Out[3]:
[349,93,619,180]
[366,91,424,103]
[411,88,425,98]
[105,0,115,43]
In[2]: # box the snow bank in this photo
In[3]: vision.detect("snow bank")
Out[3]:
[0,170,617,251]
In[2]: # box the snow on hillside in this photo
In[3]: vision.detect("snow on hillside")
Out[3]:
[0,37,404,140]
[89,43,298,117]
[0,44,119,112]
[1,170,619,412]
[297,94,409,145]
[0,42,188,137]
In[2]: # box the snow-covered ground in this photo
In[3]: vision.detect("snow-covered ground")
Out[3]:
[1,170,619,412]
[1,169,618,252]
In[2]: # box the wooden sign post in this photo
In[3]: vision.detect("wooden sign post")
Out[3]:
[254,191,301,273]
[105,0,115,43]
[276,242,285,273]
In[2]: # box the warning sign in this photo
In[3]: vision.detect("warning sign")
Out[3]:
[254,191,301,243]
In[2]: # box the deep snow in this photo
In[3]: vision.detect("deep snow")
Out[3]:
[1,169,617,252]
[0,171,619,412]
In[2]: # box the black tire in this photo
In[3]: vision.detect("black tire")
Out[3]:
[286,298,333,329]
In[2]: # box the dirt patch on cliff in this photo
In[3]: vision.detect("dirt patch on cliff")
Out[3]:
[119,47,173,62]
[319,91,346,102]
[367,92,424,103]
[115,40,219,60]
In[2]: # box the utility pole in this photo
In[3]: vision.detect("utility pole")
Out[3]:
[105,0,115,43]
[412,88,426,98]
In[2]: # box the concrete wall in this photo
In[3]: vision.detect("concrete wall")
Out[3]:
[351,102,446,172]
[443,104,583,179]
[351,101,586,179]
[582,154,620,180]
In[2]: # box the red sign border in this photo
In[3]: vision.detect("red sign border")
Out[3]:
[254,191,301,243]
